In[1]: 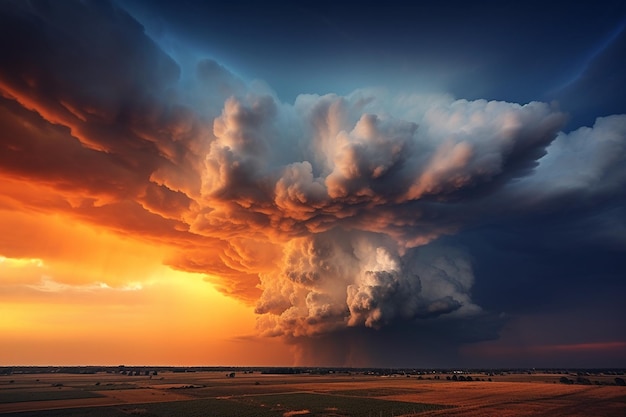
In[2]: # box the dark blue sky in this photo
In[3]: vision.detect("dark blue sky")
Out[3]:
[122,0,626,127]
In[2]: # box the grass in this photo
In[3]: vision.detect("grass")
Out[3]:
[181,384,298,398]
[2,372,625,417]
[0,406,129,417]
[82,383,137,391]
[230,392,451,416]
[0,393,450,417]
[143,398,279,417]
[0,398,287,417]
[0,389,103,404]
[330,388,423,397]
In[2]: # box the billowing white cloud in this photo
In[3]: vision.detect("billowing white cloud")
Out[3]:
[520,114,626,196]
[254,229,484,337]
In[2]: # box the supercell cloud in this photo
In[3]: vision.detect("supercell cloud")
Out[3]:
[1,0,625,366]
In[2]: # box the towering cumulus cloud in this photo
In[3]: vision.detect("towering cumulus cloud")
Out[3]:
[212,93,565,342]
[1,0,625,366]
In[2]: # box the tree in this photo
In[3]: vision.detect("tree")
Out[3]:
[559,376,573,384]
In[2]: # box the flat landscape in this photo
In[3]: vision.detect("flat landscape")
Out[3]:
[0,369,624,416]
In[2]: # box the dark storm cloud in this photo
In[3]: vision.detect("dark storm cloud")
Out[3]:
[290,314,505,368]
[0,0,178,189]
[1,0,625,366]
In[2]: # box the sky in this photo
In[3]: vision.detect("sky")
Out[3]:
[0,0,625,368]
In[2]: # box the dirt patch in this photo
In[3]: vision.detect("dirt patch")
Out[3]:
[331,387,423,397]
[283,409,310,416]
[396,382,626,417]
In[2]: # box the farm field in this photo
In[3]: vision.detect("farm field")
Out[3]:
[0,371,624,416]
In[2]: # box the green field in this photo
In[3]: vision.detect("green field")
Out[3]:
[180,383,302,398]
[228,392,449,416]
[0,407,129,417]
[2,371,625,417]
[330,388,424,397]
[0,389,103,404]
[0,394,448,417]
[2,393,443,417]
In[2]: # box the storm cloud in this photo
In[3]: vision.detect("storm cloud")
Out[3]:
[1,0,625,366]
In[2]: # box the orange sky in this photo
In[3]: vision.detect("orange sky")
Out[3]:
[0,66,294,364]
[0,204,292,365]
